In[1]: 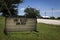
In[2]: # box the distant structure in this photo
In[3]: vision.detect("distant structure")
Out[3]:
[42,16,50,19]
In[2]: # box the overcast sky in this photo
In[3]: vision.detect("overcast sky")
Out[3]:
[18,0,60,17]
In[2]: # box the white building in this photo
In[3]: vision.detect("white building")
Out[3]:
[42,16,50,18]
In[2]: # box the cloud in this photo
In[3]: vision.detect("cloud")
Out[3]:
[42,10,60,12]
[53,10,60,12]
[20,8,25,11]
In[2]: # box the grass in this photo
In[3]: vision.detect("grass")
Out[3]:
[0,17,60,40]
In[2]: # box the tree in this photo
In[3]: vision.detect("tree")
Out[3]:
[57,17,60,19]
[24,7,41,18]
[0,0,23,16]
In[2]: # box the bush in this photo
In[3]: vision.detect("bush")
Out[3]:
[50,17,55,19]
[57,17,60,19]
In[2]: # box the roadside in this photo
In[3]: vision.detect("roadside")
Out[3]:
[37,19,60,25]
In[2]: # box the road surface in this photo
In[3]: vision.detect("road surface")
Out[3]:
[37,19,60,25]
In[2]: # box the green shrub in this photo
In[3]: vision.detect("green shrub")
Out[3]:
[50,17,55,19]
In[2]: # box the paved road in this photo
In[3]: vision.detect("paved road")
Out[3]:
[37,19,60,25]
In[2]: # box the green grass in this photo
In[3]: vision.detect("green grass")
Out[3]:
[0,17,60,40]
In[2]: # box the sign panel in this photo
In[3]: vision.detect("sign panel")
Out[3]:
[5,17,37,32]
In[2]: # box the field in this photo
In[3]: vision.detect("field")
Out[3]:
[0,17,60,40]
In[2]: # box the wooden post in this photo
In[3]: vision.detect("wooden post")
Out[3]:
[4,17,8,35]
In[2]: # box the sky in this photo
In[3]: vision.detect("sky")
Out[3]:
[18,0,60,17]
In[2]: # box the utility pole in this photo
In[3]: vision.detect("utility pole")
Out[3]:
[45,11,46,17]
[52,8,53,17]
